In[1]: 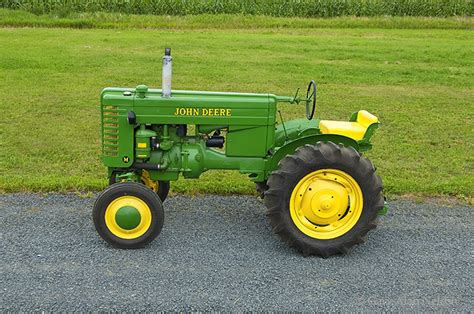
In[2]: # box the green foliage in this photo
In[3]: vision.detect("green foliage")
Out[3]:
[1,0,472,17]
[0,9,472,30]
[0,18,473,197]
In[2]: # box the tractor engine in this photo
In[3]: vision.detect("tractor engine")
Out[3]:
[101,49,280,183]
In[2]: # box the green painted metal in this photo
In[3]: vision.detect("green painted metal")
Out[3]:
[378,201,389,216]
[266,134,360,178]
[110,171,141,183]
[274,118,320,147]
[135,125,157,160]
[115,206,141,230]
[100,84,379,184]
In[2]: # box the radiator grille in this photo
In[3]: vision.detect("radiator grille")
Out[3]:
[102,105,122,157]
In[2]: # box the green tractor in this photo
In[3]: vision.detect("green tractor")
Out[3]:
[93,48,385,257]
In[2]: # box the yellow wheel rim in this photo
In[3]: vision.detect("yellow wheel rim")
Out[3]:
[104,196,152,239]
[289,169,363,240]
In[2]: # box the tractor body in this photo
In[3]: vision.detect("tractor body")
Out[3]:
[101,87,378,184]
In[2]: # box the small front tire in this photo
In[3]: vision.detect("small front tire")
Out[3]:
[93,182,164,249]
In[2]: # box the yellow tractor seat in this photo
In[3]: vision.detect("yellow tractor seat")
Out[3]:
[319,110,379,141]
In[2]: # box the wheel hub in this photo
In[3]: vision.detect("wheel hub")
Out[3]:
[300,180,349,225]
[104,196,152,239]
[290,169,363,239]
[115,206,141,230]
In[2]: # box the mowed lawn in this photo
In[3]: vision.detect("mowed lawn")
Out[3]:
[0,25,473,197]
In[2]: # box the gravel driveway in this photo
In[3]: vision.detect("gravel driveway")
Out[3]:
[1,193,472,311]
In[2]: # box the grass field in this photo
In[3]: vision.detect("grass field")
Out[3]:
[1,9,473,30]
[0,12,473,198]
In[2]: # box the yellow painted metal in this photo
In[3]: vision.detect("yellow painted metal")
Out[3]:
[319,121,366,140]
[137,142,147,148]
[357,110,378,127]
[289,169,363,239]
[141,170,158,192]
[104,196,152,239]
[319,110,378,141]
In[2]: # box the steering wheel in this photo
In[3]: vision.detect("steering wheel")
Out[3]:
[306,80,317,120]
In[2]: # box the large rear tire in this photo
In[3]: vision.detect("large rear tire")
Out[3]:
[154,181,170,202]
[93,182,164,249]
[264,142,383,257]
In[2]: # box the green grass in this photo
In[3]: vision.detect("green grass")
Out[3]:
[2,0,472,17]
[1,9,473,30]
[0,14,473,198]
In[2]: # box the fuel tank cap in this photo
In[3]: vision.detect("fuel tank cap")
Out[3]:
[136,85,148,98]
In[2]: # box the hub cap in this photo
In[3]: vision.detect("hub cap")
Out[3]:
[115,206,141,230]
[289,169,363,239]
[105,196,152,239]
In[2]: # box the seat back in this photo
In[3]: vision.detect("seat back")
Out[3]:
[357,110,378,128]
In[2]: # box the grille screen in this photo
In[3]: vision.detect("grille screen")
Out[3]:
[102,105,121,157]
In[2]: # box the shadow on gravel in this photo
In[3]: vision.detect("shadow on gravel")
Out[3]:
[0,193,472,311]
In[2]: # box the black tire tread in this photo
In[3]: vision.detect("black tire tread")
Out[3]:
[156,181,170,202]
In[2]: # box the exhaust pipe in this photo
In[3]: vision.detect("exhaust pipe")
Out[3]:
[162,48,172,97]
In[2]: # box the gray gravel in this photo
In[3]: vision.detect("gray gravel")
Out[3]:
[0,193,473,311]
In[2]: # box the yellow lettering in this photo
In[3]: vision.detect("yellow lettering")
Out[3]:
[175,107,231,116]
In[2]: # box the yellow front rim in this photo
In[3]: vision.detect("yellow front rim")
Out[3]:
[289,169,363,240]
[105,196,152,239]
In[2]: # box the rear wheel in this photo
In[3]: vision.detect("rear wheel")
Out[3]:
[93,182,164,248]
[264,142,383,257]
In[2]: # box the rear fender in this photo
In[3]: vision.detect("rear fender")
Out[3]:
[265,134,359,178]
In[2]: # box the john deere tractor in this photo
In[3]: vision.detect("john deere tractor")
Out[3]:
[93,49,385,257]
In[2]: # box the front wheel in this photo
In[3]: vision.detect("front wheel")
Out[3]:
[93,182,164,249]
[264,142,383,257]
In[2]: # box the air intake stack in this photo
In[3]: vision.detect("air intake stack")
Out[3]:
[162,48,172,97]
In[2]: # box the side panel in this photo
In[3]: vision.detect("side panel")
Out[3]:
[100,89,135,167]
[133,90,274,158]
[226,125,268,157]
[132,92,270,126]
